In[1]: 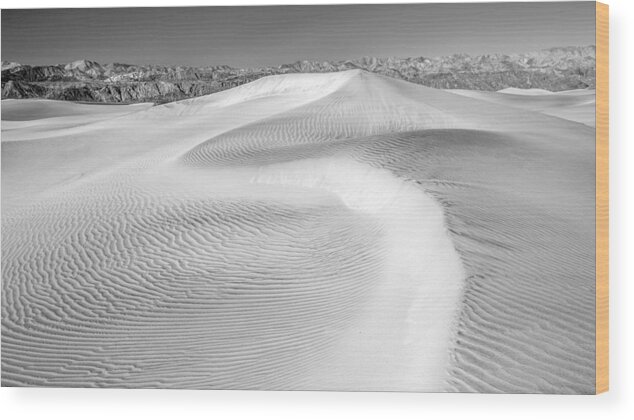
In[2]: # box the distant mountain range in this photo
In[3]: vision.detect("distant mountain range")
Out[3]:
[1,46,596,104]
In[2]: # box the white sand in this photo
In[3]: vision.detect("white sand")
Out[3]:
[448,87,596,127]
[1,71,596,392]
[252,158,464,390]
[1,99,154,121]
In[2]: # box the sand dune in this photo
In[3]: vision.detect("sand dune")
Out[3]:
[1,70,595,392]
[0,100,155,146]
[448,87,596,127]
[1,99,153,121]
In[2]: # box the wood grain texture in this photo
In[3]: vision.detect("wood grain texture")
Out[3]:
[595,1,609,395]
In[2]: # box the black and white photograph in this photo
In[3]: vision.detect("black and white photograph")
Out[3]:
[1,1,604,395]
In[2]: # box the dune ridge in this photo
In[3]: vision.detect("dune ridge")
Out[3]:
[252,158,464,390]
[2,70,595,392]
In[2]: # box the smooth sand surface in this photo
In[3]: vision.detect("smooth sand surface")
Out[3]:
[1,100,155,144]
[1,71,595,392]
[448,87,596,127]
[1,99,153,121]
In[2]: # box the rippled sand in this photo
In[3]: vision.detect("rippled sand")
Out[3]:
[1,71,595,393]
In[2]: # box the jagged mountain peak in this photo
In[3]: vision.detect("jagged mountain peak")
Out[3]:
[63,59,103,71]
[2,61,22,71]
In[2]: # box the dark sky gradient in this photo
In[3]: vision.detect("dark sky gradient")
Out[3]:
[2,3,595,67]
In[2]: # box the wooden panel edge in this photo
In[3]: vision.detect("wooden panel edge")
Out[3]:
[595,0,609,395]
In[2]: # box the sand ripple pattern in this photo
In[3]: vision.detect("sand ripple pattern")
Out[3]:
[2,182,384,388]
[346,130,596,393]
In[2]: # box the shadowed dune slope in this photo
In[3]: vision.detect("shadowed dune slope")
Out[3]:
[2,70,595,392]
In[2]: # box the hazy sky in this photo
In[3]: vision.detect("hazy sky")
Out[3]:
[2,3,595,67]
